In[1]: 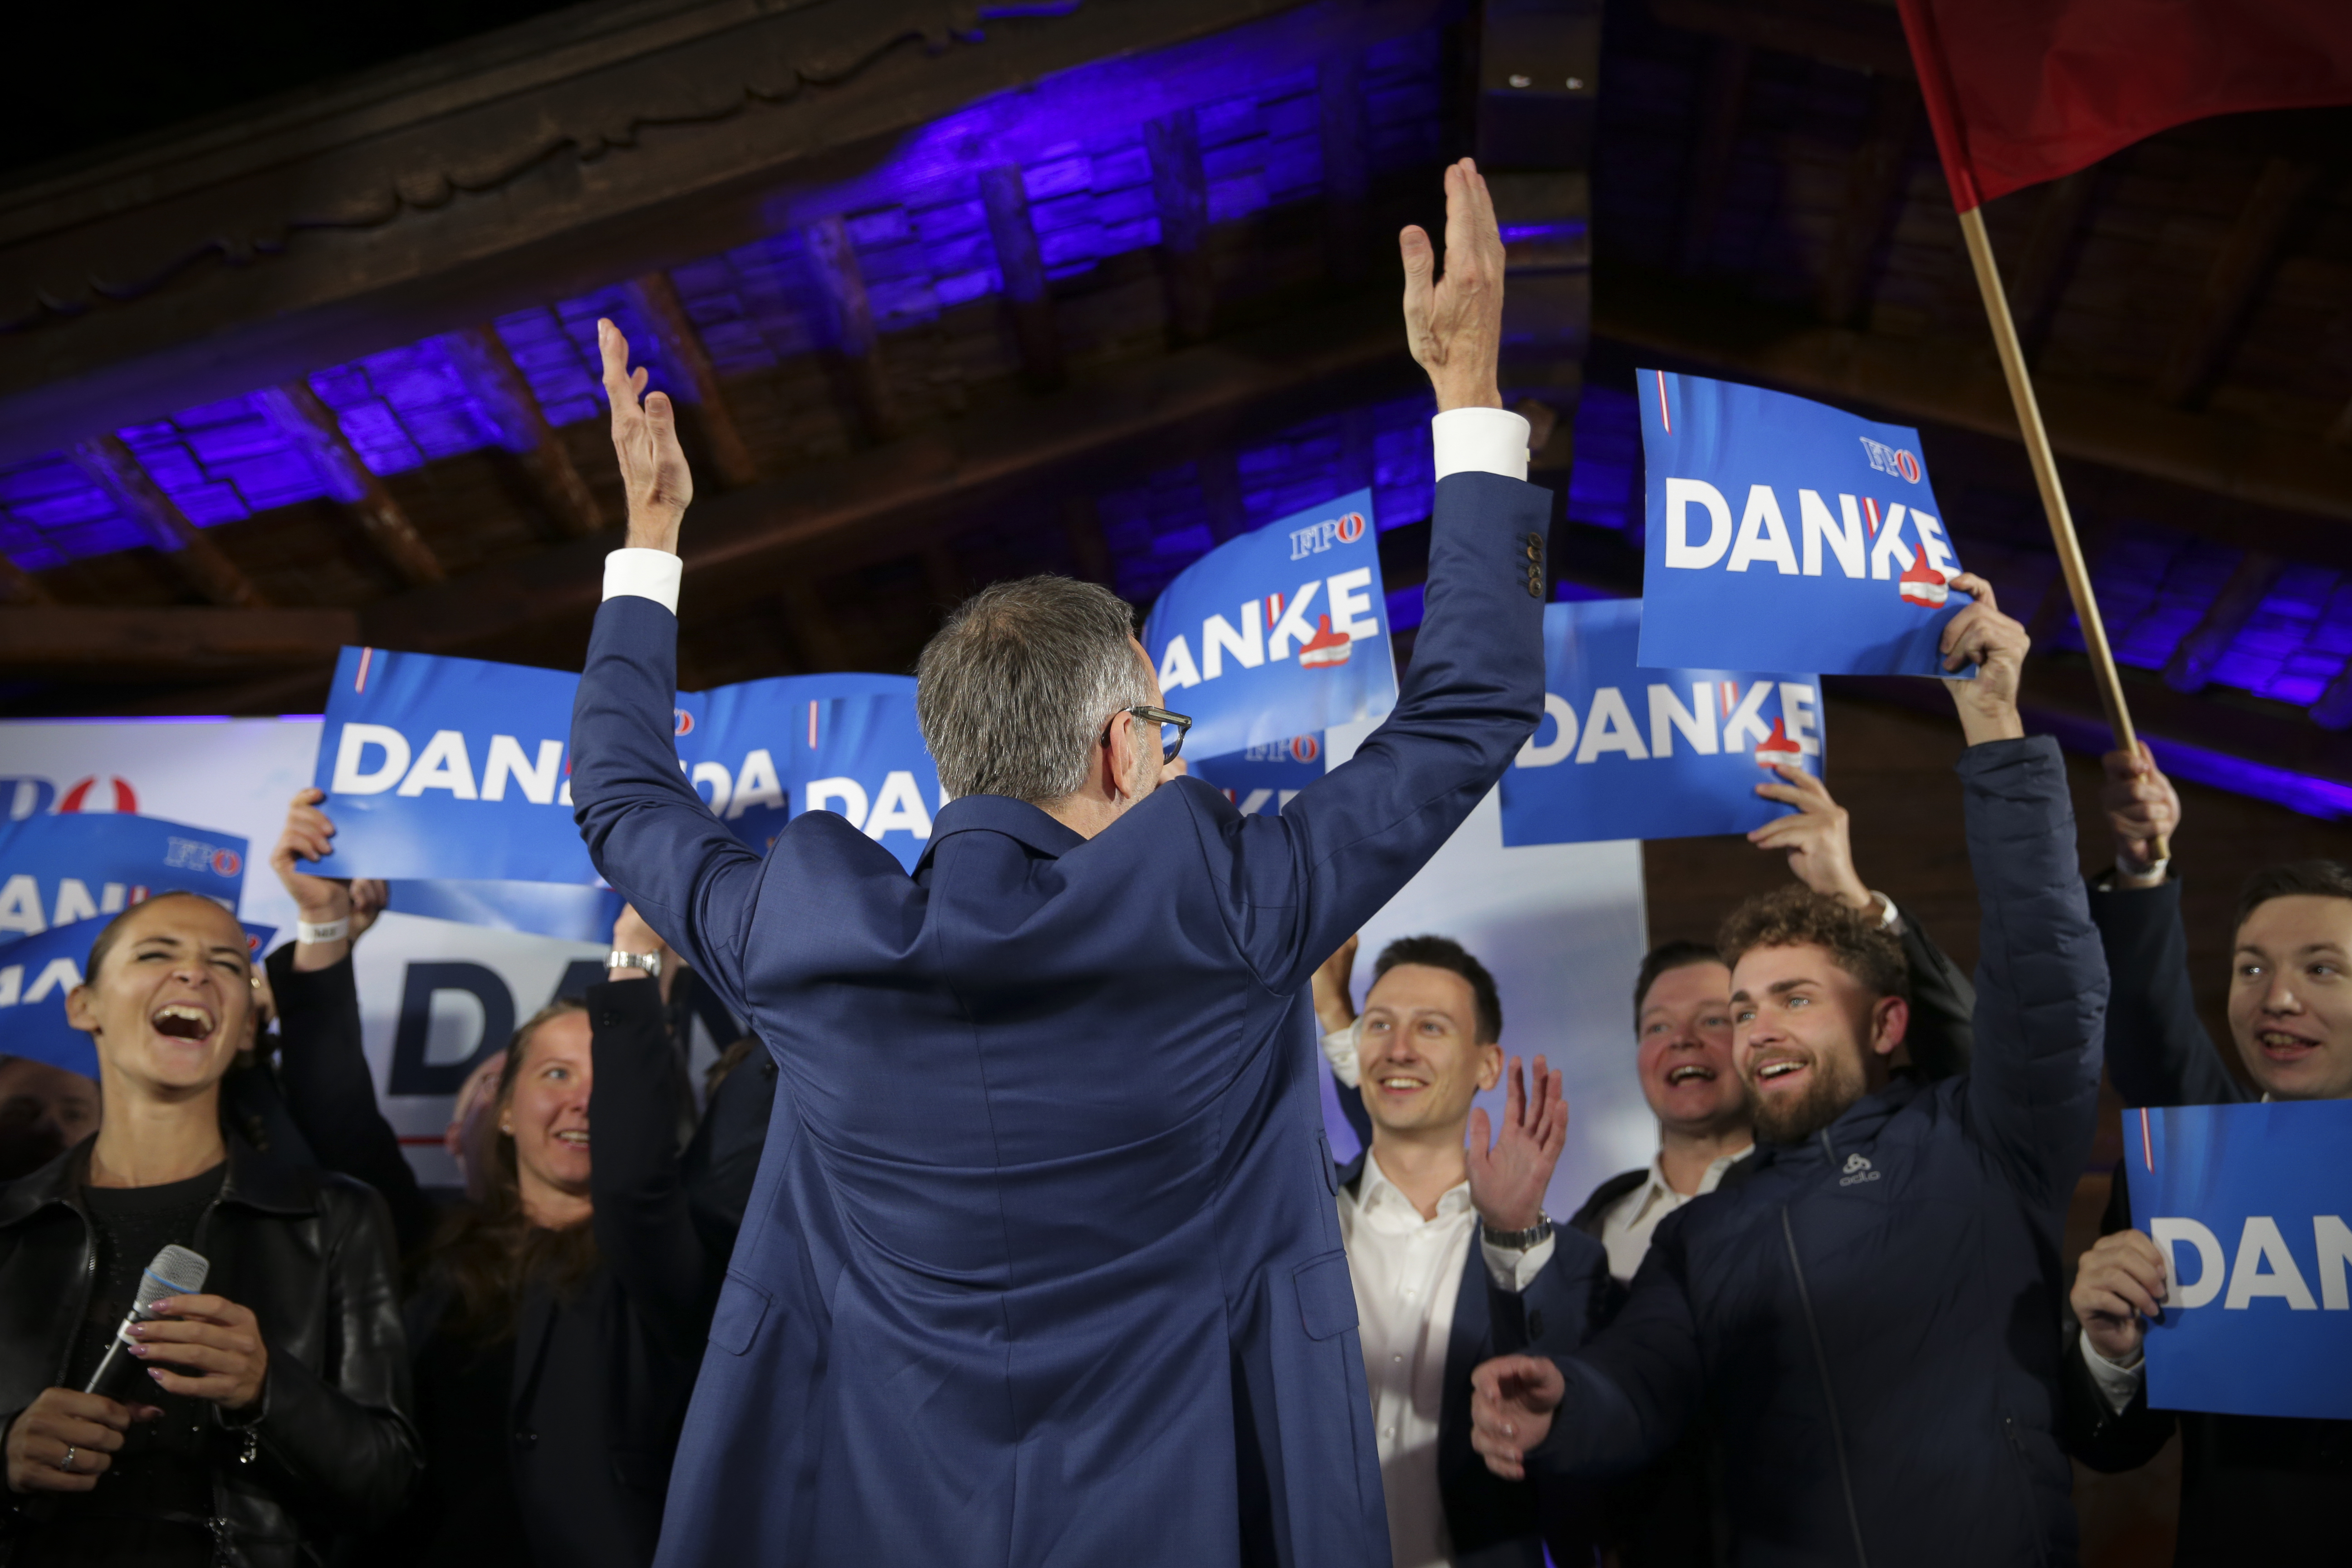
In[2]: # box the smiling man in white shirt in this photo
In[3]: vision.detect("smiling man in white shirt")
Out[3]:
[1313,934,1608,1568]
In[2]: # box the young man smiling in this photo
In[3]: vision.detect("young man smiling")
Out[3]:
[1465,574,2110,1567]
[1313,936,1609,1568]
[2061,751,2352,1564]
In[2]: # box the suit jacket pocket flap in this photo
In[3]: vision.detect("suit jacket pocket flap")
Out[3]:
[1294,1250,1358,1342]
[710,1272,773,1357]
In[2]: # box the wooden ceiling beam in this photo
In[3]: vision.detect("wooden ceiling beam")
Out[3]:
[1148,108,1217,345]
[67,435,267,607]
[2162,550,2288,695]
[353,287,1411,659]
[0,606,357,675]
[255,383,446,587]
[1816,76,1918,328]
[804,216,902,444]
[2154,156,2327,409]
[979,165,1067,393]
[624,272,761,489]
[1595,266,2352,539]
[0,555,57,605]
[441,325,605,539]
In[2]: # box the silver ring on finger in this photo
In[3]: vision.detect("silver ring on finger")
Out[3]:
[58,1444,76,1473]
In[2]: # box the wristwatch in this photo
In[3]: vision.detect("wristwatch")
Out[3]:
[1482,1215,1554,1250]
[607,950,663,980]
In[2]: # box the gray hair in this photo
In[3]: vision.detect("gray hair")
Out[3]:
[916,576,1153,803]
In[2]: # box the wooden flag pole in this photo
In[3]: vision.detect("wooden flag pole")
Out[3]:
[1953,203,2165,858]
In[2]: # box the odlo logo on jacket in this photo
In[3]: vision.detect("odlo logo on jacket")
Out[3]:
[1839,1153,1881,1186]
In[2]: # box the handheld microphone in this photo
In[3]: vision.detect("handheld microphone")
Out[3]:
[84,1245,209,1396]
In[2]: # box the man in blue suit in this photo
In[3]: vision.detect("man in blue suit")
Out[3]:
[569,159,1552,1568]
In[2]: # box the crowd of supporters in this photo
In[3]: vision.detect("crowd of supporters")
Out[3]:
[2,678,2346,1566]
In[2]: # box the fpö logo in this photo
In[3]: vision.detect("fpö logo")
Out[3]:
[1288,511,1367,560]
[1241,735,1321,765]
[1515,679,1820,770]
[3,776,141,821]
[1858,437,1922,484]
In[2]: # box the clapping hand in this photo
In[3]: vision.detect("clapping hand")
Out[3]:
[1468,1353,1567,1480]
[1467,1054,1568,1234]
[599,318,694,554]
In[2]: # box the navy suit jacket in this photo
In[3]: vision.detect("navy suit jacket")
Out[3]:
[1330,1140,1611,1568]
[568,471,1550,1568]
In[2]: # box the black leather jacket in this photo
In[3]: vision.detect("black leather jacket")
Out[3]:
[0,1139,420,1568]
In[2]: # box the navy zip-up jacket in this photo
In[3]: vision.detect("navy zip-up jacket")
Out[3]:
[1526,736,2107,1567]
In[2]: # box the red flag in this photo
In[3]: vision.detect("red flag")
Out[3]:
[1898,0,2352,210]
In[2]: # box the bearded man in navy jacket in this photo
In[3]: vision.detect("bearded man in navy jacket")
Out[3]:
[1468,579,2110,1566]
[568,160,1551,1568]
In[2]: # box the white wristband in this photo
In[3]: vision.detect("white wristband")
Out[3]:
[296,917,350,945]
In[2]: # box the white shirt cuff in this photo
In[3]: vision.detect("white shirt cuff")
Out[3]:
[603,549,682,614]
[1482,1232,1556,1294]
[2079,1331,2145,1415]
[1431,407,1532,483]
[1320,1024,1361,1089]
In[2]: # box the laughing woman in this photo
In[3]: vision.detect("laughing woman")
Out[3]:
[0,891,418,1568]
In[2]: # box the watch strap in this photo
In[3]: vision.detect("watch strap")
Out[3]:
[1481,1215,1554,1250]
[607,950,663,979]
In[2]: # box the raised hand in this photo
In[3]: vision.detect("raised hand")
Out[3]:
[598,318,694,553]
[272,787,355,970]
[2101,743,2181,878]
[1749,765,1871,910]
[1468,1353,1566,1480]
[1401,159,1505,413]
[1467,1054,1568,1233]
[1938,573,2029,746]
[2071,1229,2168,1367]
[1311,933,1360,1037]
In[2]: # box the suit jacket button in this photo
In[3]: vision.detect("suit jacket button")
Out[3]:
[1524,532,1544,551]
[1526,576,1544,598]
[514,1430,538,1450]
[1525,543,1541,562]
[1529,1309,1545,1338]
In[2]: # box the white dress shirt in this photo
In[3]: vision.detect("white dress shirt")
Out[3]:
[1338,1150,1553,1568]
[599,406,1533,612]
[2079,1332,2144,1414]
[1598,1147,1752,1284]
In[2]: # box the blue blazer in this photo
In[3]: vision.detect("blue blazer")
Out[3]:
[1330,1139,1612,1568]
[568,471,1550,1568]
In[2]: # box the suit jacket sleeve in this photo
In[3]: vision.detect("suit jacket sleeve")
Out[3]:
[571,593,765,1021]
[2059,1163,2179,1470]
[1528,1215,1706,1480]
[1955,736,2109,1214]
[1188,472,1551,994]
[2087,875,2245,1108]
[266,945,437,1259]
[1897,904,1975,1080]
[1486,1225,1612,1359]
[587,978,724,1360]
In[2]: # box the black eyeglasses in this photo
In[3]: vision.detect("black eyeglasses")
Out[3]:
[1116,705,1192,762]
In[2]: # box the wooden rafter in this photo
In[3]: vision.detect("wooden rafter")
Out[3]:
[1816,75,1918,328]
[0,607,357,675]
[624,272,761,488]
[1595,266,2352,536]
[804,216,901,444]
[67,435,266,608]
[0,555,57,605]
[979,165,1066,392]
[255,383,446,587]
[1147,108,1216,345]
[2161,550,2289,694]
[441,325,605,538]
[2154,157,2325,408]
